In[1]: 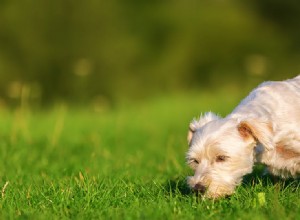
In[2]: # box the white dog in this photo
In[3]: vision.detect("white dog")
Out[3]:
[186,75,300,198]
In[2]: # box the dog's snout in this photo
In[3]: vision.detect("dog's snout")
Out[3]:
[193,183,206,193]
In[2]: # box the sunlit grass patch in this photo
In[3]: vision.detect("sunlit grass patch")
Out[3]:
[0,92,299,219]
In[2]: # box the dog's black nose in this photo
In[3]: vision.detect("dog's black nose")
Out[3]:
[194,183,206,193]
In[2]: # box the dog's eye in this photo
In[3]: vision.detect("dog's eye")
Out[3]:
[192,159,199,164]
[188,158,199,165]
[216,155,228,162]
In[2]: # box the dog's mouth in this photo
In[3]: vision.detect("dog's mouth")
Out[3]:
[187,175,235,199]
[190,183,234,199]
[193,189,233,199]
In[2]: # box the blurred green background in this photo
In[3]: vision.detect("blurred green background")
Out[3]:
[0,0,299,109]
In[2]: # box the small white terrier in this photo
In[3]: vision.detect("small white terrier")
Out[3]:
[186,75,300,198]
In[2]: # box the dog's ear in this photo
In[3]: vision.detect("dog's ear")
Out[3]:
[237,119,274,151]
[188,112,220,145]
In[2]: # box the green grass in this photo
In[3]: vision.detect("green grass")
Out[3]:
[0,91,300,219]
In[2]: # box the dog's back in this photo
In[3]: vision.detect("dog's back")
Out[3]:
[230,75,300,145]
[231,75,300,121]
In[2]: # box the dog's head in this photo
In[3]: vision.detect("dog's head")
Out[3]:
[186,112,273,199]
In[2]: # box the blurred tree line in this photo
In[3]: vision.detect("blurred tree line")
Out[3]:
[0,0,299,107]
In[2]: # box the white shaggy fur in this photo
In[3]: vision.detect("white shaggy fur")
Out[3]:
[186,75,300,198]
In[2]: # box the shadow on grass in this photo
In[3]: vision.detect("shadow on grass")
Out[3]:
[242,165,300,190]
[164,176,192,196]
[165,165,300,197]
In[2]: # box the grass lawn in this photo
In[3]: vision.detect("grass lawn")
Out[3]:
[0,91,299,219]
